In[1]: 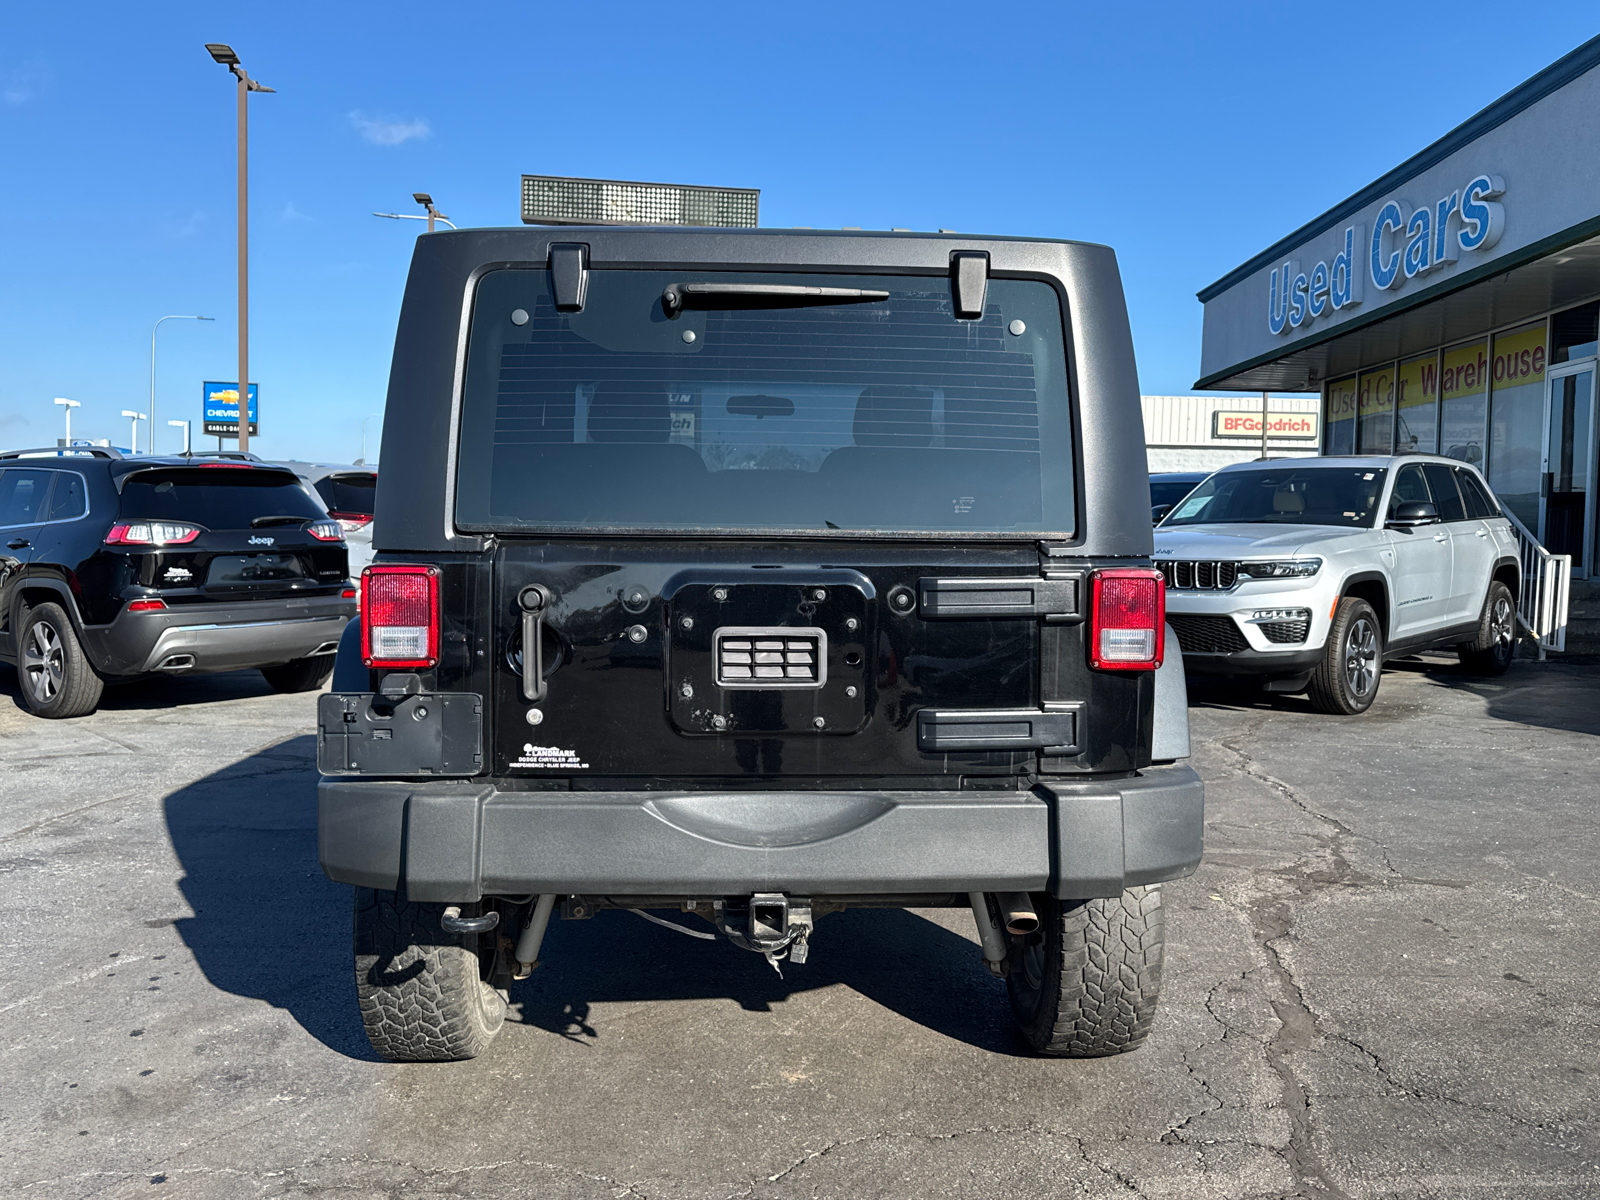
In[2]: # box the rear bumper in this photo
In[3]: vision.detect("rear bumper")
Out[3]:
[87,593,357,675]
[1180,645,1323,678]
[317,763,1204,902]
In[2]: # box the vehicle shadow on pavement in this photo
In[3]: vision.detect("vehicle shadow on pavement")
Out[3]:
[511,905,1025,1056]
[0,663,279,714]
[161,734,382,1061]
[1387,654,1600,736]
[160,735,1024,1060]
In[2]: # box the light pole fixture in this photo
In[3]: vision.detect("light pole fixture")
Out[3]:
[151,315,213,454]
[361,412,382,464]
[206,43,274,454]
[374,192,456,231]
[121,410,148,455]
[53,398,80,443]
[169,420,191,454]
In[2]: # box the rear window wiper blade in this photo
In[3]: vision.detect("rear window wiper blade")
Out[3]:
[251,515,310,527]
[662,282,890,316]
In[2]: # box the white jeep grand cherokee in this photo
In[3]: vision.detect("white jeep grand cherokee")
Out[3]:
[1154,455,1520,714]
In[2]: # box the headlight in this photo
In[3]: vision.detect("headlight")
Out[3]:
[1237,558,1322,579]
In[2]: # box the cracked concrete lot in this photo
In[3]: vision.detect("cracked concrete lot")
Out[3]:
[0,652,1597,1199]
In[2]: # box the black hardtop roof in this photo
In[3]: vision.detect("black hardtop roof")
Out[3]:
[418,224,1104,251]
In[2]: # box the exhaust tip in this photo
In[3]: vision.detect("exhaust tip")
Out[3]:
[156,654,195,672]
[996,891,1040,936]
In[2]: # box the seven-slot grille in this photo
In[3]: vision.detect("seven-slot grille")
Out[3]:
[715,627,827,688]
[1158,560,1240,591]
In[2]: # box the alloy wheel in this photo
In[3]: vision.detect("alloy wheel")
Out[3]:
[1491,595,1514,656]
[1344,617,1378,698]
[23,620,65,705]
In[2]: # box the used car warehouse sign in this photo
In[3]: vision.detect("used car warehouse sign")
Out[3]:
[1267,173,1506,336]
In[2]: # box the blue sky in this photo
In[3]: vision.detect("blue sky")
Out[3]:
[2,3,1596,460]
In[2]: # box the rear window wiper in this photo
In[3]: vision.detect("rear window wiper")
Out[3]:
[251,515,310,527]
[661,282,889,316]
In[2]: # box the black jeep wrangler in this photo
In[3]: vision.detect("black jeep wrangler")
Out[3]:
[318,227,1202,1061]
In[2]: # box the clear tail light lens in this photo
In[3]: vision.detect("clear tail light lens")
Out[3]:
[105,521,202,546]
[307,520,345,542]
[1089,567,1165,670]
[330,511,374,533]
[362,565,439,668]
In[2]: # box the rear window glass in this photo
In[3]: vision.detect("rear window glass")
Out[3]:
[454,269,1075,535]
[314,473,376,517]
[1164,467,1390,528]
[119,468,324,529]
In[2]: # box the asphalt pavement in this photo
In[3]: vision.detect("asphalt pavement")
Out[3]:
[0,653,1597,1200]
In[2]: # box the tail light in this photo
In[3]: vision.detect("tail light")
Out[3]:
[1089,567,1165,670]
[126,599,168,612]
[307,520,345,542]
[106,521,202,546]
[330,511,374,533]
[361,565,439,668]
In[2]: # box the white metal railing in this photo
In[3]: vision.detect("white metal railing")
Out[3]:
[1501,508,1571,657]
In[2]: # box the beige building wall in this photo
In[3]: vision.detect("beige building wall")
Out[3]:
[1142,395,1321,472]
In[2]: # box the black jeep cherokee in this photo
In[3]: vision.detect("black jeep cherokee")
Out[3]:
[0,449,357,717]
[318,227,1203,1060]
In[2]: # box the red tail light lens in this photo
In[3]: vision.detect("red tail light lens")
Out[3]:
[330,511,374,533]
[105,521,202,546]
[126,599,168,612]
[361,565,439,668]
[1089,567,1165,670]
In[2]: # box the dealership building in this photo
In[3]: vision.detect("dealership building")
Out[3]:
[1195,34,1600,586]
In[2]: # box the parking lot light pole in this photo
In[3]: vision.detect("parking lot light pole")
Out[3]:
[373,194,456,232]
[206,43,273,455]
[169,419,191,454]
[151,315,212,454]
[53,398,80,443]
[121,410,148,455]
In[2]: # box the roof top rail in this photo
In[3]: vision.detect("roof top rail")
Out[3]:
[0,446,124,460]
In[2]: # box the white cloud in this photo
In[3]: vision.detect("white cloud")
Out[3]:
[175,209,207,238]
[3,57,50,106]
[281,201,315,223]
[0,412,29,431]
[348,110,430,146]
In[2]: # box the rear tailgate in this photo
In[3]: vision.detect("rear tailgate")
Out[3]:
[106,465,349,603]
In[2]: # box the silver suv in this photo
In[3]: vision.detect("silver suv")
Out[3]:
[1153,455,1519,714]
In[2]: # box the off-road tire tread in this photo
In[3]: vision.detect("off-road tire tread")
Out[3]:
[1307,596,1380,715]
[1008,886,1164,1057]
[353,888,505,1062]
[1457,580,1515,676]
[261,655,335,693]
[19,602,103,719]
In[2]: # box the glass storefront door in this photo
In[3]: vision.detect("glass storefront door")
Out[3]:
[1540,365,1597,576]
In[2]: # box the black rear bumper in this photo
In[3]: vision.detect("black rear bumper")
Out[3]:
[317,763,1204,902]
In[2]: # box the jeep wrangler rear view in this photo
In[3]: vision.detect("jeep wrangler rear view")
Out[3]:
[317,228,1204,1060]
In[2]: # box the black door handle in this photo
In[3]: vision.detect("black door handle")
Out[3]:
[6,539,29,550]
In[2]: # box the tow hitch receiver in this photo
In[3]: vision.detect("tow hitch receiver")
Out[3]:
[714,893,813,973]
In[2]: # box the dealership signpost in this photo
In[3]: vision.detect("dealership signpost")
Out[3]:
[202,382,259,447]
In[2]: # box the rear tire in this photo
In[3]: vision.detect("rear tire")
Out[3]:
[260,655,334,693]
[1307,596,1382,715]
[18,602,103,719]
[1457,580,1516,676]
[1007,886,1164,1057]
[353,888,506,1062]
